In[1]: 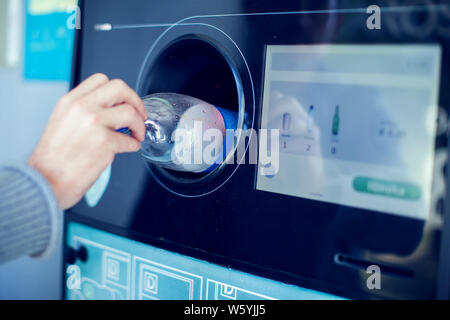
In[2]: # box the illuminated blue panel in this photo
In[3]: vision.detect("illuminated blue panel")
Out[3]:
[24,0,76,81]
[65,222,344,300]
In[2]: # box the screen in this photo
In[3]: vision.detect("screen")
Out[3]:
[257,45,442,220]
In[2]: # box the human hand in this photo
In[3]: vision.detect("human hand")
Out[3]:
[28,73,147,209]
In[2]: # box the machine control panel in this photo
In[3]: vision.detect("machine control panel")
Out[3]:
[65,222,342,300]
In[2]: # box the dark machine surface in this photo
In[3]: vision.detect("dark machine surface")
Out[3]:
[66,0,450,299]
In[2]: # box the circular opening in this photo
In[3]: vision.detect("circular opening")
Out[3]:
[143,38,243,184]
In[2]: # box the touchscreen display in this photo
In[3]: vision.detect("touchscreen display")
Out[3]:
[257,45,442,220]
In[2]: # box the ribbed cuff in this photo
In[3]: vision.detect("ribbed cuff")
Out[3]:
[0,164,61,263]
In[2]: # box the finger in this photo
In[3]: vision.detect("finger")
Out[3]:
[65,73,110,102]
[101,104,146,142]
[108,131,142,154]
[85,79,147,120]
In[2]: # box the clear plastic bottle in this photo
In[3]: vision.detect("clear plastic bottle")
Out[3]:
[139,93,237,173]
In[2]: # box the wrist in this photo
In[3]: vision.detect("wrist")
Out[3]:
[28,152,64,210]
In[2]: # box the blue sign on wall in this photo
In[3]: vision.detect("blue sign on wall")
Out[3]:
[24,0,76,81]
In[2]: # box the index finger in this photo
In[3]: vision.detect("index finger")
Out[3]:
[65,73,110,103]
[85,79,147,121]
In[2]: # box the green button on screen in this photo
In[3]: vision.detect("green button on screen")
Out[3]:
[353,177,421,201]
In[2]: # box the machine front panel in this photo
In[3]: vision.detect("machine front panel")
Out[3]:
[66,0,450,299]
[66,222,342,300]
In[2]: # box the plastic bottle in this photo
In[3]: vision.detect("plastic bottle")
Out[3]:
[139,93,237,173]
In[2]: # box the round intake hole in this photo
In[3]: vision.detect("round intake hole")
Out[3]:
[141,38,244,184]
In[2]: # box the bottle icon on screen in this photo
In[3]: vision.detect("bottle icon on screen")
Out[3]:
[307,105,315,134]
[282,112,292,137]
[332,105,340,136]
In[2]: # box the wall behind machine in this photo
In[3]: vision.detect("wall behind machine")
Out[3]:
[0,0,75,299]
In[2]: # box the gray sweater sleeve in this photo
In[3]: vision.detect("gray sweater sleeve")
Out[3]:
[0,164,61,264]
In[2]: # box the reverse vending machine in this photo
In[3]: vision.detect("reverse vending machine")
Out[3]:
[65,0,450,299]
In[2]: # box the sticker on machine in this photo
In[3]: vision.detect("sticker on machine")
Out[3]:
[85,164,112,208]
